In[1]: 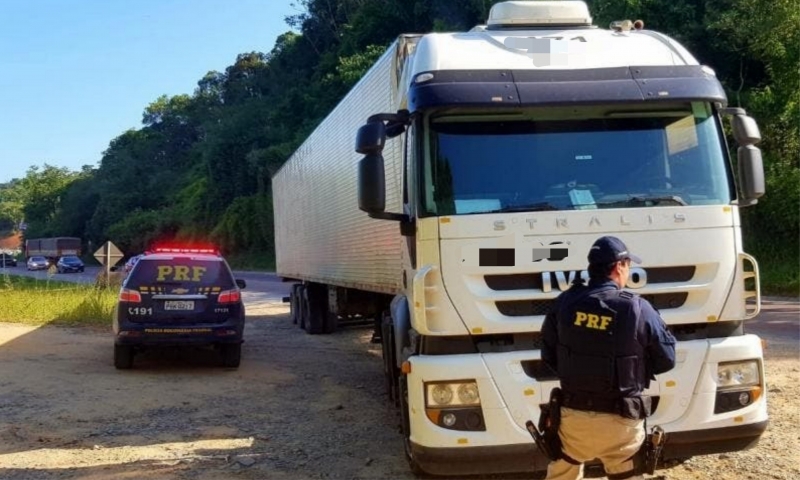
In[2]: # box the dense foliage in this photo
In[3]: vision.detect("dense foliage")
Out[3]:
[0,0,797,292]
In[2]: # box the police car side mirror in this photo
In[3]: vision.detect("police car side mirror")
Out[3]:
[236,279,247,289]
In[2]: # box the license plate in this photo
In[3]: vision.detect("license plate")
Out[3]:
[164,300,194,311]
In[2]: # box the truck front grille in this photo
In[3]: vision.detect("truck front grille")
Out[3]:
[496,292,689,317]
[485,266,695,317]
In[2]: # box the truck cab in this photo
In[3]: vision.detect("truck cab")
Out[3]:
[356,1,766,476]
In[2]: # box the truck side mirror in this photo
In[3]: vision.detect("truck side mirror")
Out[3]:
[358,153,386,213]
[720,108,766,206]
[356,121,386,155]
[731,114,761,145]
[738,145,765,205]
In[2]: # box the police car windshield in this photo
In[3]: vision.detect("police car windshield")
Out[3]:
[421,103,734,216]
[125,257,234,289]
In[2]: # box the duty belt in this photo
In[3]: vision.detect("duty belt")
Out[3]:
[561,391,622,415]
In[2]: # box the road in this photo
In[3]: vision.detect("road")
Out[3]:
[0,266,796,479]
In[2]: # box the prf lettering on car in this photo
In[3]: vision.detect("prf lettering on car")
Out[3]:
[156,265,207,282]
[573,311,613,331]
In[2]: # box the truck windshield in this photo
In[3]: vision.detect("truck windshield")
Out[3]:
[421,103,734,216]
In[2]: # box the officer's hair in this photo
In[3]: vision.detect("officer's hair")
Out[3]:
[588,262,615,280]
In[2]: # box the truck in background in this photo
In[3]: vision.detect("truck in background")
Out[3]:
[25,237,82,263]
[272,1,768,476]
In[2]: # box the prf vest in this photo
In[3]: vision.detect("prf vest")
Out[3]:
[554,283,647,401]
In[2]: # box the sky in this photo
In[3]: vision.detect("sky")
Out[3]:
[0,0,297,184]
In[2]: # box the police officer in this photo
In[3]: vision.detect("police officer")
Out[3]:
[542,236,676,480]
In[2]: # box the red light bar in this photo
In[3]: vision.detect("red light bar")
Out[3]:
[150,247,220,255]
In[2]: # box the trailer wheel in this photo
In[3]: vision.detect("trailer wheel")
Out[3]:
[303,283,325,335]
[295,285,307,330]
[289,284,300,324]
[323,310,338,334]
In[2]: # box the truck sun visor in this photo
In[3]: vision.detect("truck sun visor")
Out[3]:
[408,65,727,111]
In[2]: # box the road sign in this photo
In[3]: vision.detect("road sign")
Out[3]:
[94,241,124,266]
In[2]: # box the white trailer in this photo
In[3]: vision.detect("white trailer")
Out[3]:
[273,1,768,476]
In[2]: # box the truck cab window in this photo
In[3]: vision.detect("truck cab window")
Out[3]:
[421,104,734,216]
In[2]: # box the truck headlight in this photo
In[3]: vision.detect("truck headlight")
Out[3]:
[716,360,760,389]
[430,384,454,406]
[426,381,481,407]
[424,381,484,431]
[714,360,763,414]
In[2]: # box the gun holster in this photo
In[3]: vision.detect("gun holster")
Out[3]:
[525,388,567,463]
[633,425,667,475]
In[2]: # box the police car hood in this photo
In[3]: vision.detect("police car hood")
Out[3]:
[436,206,746,428]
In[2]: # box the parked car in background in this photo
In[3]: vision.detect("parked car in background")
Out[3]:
[26,256,49,271]
[56,255,85,273]
[0,253,17,267]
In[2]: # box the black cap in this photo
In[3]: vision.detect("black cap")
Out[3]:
[588,236,642,265]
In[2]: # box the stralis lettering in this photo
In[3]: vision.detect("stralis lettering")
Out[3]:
[493,213,687,231]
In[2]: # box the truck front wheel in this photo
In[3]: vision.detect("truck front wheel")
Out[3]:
[399,376,426,476]
[381,312,399,405]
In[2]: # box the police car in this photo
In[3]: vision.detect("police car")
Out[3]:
[112,246,246,369]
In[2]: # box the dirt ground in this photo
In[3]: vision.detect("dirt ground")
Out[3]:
[0,301,797,480]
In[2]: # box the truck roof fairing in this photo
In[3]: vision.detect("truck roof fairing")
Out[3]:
[408,65,726,111]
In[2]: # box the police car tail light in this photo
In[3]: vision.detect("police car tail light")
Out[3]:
[119,288,142,303]
[218,289,241,304]
[424,381,485,431]
[714,360,763,414]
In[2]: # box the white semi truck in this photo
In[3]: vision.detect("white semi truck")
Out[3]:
[273,1,768,476]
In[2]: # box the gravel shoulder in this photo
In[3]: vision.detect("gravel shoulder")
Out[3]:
[0,302,797,480]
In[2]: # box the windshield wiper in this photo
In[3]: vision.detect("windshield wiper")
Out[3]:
[486,202,561,213]
[596,195,688,207]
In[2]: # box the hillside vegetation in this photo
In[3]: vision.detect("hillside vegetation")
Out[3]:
[0,0,797,294]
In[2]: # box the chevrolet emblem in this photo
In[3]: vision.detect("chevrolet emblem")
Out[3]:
[172,288,190,294]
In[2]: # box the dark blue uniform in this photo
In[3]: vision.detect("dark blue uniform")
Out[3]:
[542,279,676,418]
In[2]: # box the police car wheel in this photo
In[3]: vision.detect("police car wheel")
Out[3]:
[114,344,134,370]
[220,344,241,368]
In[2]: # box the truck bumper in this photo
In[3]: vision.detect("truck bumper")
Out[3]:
[410,419,768,476]
[662,419,768,459]
[410,441,548,476]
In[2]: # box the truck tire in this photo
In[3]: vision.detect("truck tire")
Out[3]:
[297,285,307,330]
[114,344,134,370]
[381,311,399,405]
[290,284,300,324]
[399,376,426,476]
[303,283,326,335]
[323,310,338,334]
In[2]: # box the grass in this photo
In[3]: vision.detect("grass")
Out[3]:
[746,239,799,298]
[225,251,275,271]
[0,273,118,326]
